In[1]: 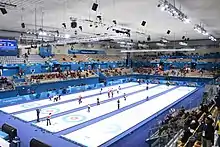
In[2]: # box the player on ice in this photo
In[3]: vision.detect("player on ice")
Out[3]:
[87,104,91,112]
[78,95,82,104]
[117,99,120,109]
[36,108,41,122]
[46,113,52,126]
[146,85,149,90]
[97,98,100,105]
[100,88,103,94]
[123,93,127,101]
[108,89,111,98]
[117,89,119,94]
[146,96,149,101]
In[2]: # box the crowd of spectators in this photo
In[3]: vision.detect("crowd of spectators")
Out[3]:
[101,68,132,77]
[0,77,14,91]
[147,85,220,147]
[28,69,96,84]
[134,67,215,78]
[176,87,220,147]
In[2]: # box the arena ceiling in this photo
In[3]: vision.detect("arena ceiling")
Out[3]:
[0,0,220,43]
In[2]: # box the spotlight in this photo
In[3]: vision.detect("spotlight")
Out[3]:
[147,35,151,41]
[21,23,25,28]
[62,23,66,29]
[79,26,82,31]
[65,34,70,38]
[141,21,147,26]
[0,8,7,15]
[179,41,188,46]
[92,3,98,11]
[97,15,102,21]
[113,20,117,25]
[167,30,171,34]
[71,21,77,28]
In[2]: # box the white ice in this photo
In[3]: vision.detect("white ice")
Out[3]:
[0,82,137,113]
[34,85,171,133]
[63,87,196,147]
[14,84,156,122]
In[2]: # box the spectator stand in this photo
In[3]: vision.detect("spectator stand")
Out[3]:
[164,91,217,147]
[146,81,217,147]
[146,107,198,147]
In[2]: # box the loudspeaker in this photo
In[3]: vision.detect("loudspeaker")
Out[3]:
[2,123,17,141]
[30,138,51,147]
[71,21,77,28]
[141,21,146,26]
[21,23,25,28]
[0,8,7,15]
[167,30,171,34]
[92,3,98,11]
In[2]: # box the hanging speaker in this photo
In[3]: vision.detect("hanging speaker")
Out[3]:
[167,30,171,34]
[21,23,25,28]
[141,21,146,26]
[0,8,7,15]
[92,3,98,11]
[71,21,77,28]
[30,138,51,147]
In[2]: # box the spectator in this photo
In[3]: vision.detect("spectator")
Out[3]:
[202,116,215,147]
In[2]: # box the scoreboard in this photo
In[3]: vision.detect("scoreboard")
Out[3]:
[0,39,18,56]
[0,39,17,50]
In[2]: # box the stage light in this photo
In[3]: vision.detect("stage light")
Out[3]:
[167,30,171,34]
[113,20,117,25]
[179,41,188,46]
[147,35,151,41]
[79,26,82,31]
[65,34,70,38]
[158,0,190,24]
[0,8,7,15]
[62,23,66,29]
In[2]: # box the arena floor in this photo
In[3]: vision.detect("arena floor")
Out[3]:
[0,82,196,147]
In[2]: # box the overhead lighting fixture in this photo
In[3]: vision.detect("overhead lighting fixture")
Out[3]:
[194,24,208,35]
[158,0,190,24]
[179,41,188,46]
[121,48,195,53]
[209,35,217,41]
[39,31,47,36]
[194,24,216,41]
[156,43,167,47]
[161,37,169,43]
[0,8,7,15]
[65,34,70,39]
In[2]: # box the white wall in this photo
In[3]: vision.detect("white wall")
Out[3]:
[51,44,126,56]
[52,45,68,54]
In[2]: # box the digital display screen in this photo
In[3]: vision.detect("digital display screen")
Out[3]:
[0,39,18,50]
